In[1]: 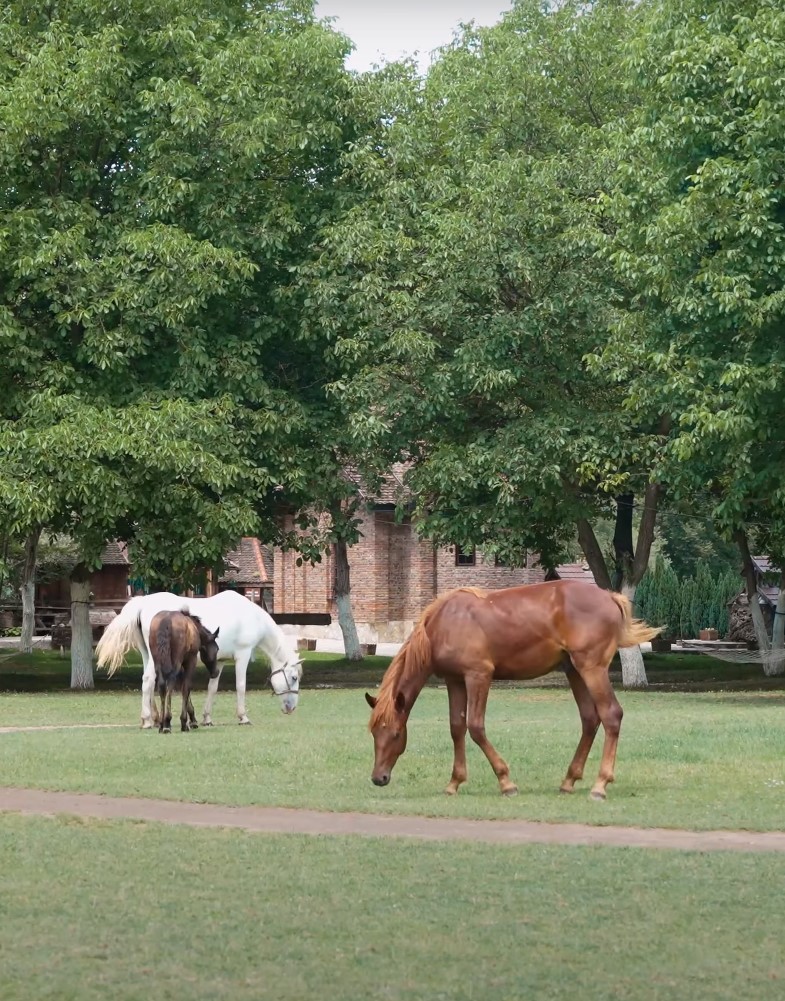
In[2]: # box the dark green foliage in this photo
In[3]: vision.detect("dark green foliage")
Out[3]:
[636,556,741,639]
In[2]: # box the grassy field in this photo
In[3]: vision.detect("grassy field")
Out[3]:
[2,684,785,831]
[3,649,785,999]
[2,812,785,1001]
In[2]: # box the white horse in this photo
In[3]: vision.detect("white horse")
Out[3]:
[96,591,303,728]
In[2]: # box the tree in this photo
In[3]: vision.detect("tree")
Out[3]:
[0,1,356,683]
[599,0,785,669]
[311,0,661,685]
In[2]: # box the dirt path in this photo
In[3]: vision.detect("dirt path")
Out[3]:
[2,786,785,853]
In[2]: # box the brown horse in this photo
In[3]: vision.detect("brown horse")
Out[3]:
[149,610,220,733]
[365,580,660,800]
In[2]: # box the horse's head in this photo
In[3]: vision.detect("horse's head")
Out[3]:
[365,691,408,787]
[197,625,220,679]
[270,653,303,714]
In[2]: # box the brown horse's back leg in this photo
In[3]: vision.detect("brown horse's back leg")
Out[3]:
[465,670,518,796]
[570,647,623,800]
[444,676,468,796]
[560,661,601,794]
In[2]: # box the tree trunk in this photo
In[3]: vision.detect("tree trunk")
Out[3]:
[70,567,94,689]
[618,581,648,689]
[19,526,41,654]
[576,518,612,590]
[735,529,774,667]
[578,483,661,690]
[334,539,362,661]
[612,493,635,591]
[770,574,785,676]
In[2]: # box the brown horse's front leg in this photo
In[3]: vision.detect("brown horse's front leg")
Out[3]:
[465,672,518,796]
[560,665,601,793]
[444,676,468,795]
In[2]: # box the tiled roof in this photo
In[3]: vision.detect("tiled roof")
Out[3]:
[343,462,412,506]
[100,541,130,566]
[554,563,595,583]
[218,537,271,585]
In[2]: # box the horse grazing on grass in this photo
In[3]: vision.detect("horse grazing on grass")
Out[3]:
[96,590,303,728]
[150,611,220,733]
[365,580,661,800]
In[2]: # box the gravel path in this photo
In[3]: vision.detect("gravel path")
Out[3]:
[2,786,785,853]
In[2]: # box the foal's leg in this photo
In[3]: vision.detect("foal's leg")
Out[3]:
[444,676,468,796]
[465,671,518,796]
[163,688,173,733]
[201,663,224,727]
[571,653,624,800]
[559,663,601,794]
[186,691,198,730]
[181,657,197,731]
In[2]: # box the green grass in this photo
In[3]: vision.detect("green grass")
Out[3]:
[1,812,785,1001]
[2,646,783,693]
[2,687,785,831]
[0,648,395,691]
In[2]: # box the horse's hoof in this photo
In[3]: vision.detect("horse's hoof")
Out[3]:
[202,720,214,727]
[501,785,519,797]
[590,789,607,801]
[238,718,251,726]
[161,727,171,734]
[140,719,153,730]
[190,722,198,730]
[444,785,459,796]
[559,785,575,795]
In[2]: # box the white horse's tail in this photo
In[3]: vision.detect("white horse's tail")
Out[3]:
[96,597,147,677]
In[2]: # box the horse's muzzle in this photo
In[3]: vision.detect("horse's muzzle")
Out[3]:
[372,774,390,787]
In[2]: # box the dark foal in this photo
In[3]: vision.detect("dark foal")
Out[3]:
[149,611,219,733]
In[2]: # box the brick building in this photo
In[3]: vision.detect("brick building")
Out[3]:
[269,464,597,640]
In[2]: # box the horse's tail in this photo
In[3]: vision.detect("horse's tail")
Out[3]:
[153,614,177,690]
[610,592,662,647]
[95,597,147,677]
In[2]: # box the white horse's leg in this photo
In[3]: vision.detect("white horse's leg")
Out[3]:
[201,663,224,727]
[140,645,156,730]
[235,650,252,725]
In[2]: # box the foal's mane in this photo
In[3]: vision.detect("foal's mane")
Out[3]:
[369,587,486,729]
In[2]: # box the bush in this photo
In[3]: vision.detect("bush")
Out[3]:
[635,557,741,640]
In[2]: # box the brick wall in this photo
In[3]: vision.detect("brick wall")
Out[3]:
[436,547,545,592]
[273,515,333,614]
[273,509,546,638]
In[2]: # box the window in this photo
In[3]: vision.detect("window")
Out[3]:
[454,546,476,567]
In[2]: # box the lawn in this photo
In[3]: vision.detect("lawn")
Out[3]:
[2,684,785,831]
[1,812,784,1001]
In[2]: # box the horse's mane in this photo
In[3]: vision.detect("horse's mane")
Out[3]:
[369,587,487,729]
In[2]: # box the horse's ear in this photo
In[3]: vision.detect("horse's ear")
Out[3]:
[364,692,377,709]
[394,691,406,714]
[212,627,220,640]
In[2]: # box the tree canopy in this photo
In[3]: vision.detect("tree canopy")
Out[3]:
[0,0,355,581]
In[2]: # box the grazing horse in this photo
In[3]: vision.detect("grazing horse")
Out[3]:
[365,580,660,800]
[96,590,302,727]
[150,611,220,733]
